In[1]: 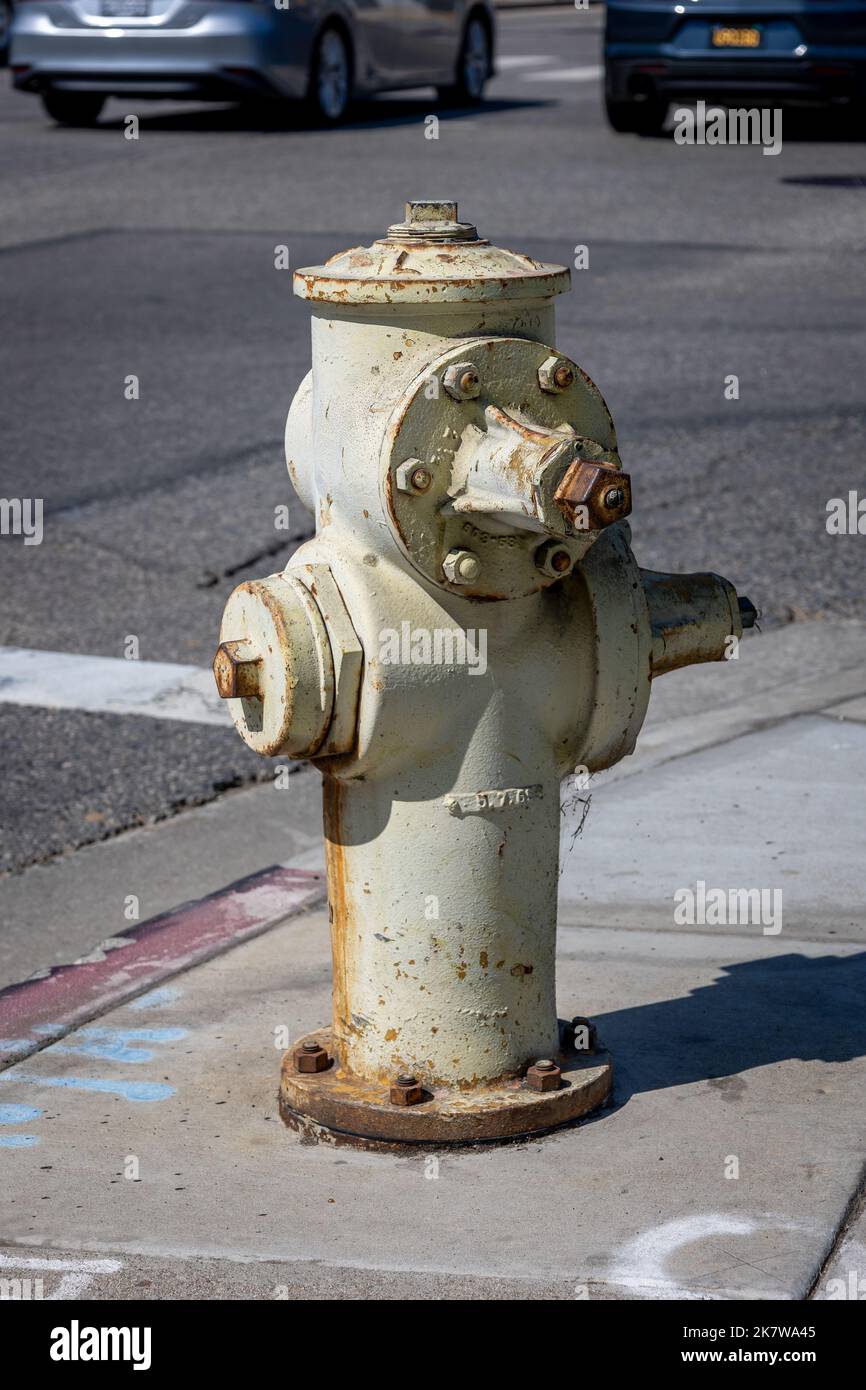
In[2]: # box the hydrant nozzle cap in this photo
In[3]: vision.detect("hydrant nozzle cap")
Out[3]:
[293,200,570,307]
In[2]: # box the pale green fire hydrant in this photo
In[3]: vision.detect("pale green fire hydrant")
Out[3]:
[213,201,754,1148]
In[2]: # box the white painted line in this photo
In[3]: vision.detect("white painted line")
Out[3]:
[0,647,228,726]
[495,54,553,70]
[521,65,603,82]
[0,1252,122,1299]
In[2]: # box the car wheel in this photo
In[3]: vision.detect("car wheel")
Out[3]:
[41,91,106,127]
[605,93,668,136]
[309,26,352,124]
[438,15,490,107]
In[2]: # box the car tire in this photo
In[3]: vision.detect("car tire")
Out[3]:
[605,93,668,136]
[437,14,491,107]
[41,91,106,127]
[308,25,352,125]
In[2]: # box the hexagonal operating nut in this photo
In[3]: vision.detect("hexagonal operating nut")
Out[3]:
[443,361,481,401]
[442,548,481,586]
[396,458,433,495]
[554,460,632,532]
[389,1074,425,1106]
[526,1060,562,1093]
[213,639,262,700]
[538,355,575,393]
[293,1042,331,1074]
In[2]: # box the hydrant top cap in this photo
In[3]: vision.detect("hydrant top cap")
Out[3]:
[293,201,570,307]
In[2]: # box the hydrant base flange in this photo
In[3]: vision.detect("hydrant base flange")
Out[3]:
[279,1027,612,1149]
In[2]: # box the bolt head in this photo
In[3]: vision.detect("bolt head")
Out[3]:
[603,487,625,511]
[443,361,481,401]
[294,1043,330,1074]
[535,541,574,578]
[410,467,432,493]
[526,1060,562,1093]
[390,1075,425,1106]
[538,355,574,394]
[396,458,434,495]
[443,548,481,585]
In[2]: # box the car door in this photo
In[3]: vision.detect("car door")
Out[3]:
[356,0,456,84]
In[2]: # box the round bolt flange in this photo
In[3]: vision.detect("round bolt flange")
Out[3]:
[570,1016,598,1053]
[294,1043,331,1074]
[443,361,481,401]
[535,540,574,578]
[538,355,575,394]
[526,1059,562,1092]
[443,548,481,586]
[390,1074,425,1106]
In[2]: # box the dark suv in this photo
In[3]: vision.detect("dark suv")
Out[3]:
[605,0,866,133]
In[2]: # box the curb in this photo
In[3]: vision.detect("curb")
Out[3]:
[0,865,324,1069]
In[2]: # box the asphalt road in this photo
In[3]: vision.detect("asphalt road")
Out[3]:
[1,5,865,879]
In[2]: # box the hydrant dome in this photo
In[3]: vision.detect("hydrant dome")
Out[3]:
[293,200,571,306]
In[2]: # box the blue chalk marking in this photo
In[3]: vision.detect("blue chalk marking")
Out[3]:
[0,1134,39,1148]
[50,1028,186,1064]
[0,1073,174,1103]
[0,1040,33,1058]
[129,986,182,1010]
[0,1103,43,1124]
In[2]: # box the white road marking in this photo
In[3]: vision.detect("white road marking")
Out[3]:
[521,65,603,82]
[496,55,553,70]
[0,1252,122,1299]
[0,647,228,726]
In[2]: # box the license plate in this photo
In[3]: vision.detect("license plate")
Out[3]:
[101,0,150,16]
[711,25,762,48]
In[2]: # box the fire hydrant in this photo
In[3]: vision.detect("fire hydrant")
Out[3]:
[214,201,755,1148]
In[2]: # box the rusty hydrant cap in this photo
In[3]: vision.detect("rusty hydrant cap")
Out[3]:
[293,200,570,307]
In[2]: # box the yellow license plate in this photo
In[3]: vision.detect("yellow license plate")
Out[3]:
[712,26,762,48]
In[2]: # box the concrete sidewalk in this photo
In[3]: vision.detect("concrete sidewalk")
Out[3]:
[0,619,864,1300]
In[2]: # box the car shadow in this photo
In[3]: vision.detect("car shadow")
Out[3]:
[93,93,550,135]
[588,950,866,1105]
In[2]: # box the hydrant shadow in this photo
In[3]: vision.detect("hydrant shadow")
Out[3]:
[591,950,866,1104]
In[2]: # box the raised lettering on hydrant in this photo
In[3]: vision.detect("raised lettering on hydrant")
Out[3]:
[214,201,756,1148]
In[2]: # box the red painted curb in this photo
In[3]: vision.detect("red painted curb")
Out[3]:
[0,865,325,1068]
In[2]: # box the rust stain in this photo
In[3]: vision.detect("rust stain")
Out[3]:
[323,776,352,1049]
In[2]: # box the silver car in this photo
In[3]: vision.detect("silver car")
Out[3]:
[10,0,495,125]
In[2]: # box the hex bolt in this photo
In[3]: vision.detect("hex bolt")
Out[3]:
[213,639,262,700]
[396,458,434,495]
[443,548,481,585]
[389,1074,425,1106]
[526,1059,562,1092]
[535,540,574,578]
[443,362,481,401]
[293,1041,331,1074]
[538,355,574,393]
[570,1016,598,1053]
